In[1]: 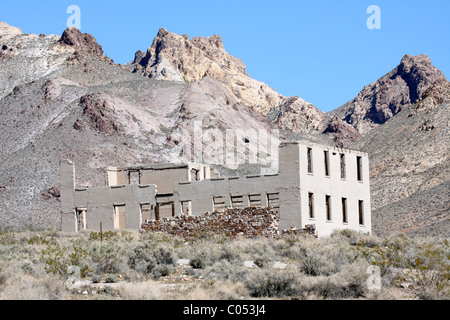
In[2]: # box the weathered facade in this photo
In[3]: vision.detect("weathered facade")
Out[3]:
[60,141,371,237]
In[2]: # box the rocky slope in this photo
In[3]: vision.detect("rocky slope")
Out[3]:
[125,28,327,133]
[331,54,448,135]
[0,23,288,230]
[0,22,448,237]
[351,81,450,236]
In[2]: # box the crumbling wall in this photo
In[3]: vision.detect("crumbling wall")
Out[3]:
[141,207,316,241]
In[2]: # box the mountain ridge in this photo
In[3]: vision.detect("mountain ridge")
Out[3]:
[0,22,448,237]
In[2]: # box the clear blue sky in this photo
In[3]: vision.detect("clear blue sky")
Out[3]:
[1,0,449,112]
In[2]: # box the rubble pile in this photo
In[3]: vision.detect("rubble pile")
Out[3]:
[141,207,316,241]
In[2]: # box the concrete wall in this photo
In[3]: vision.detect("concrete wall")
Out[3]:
[106,168,128,186]
[60,161,157,232]
[60,160,77,232]
[60,141,371,237]
[73,184,157,232]
[173,174,286,216]
[173,142,303,230]
[141,167,188,194]
[174,142,371,237]
[296,143,371,237]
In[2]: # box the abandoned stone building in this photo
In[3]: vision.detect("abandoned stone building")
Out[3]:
[60,141,371,237]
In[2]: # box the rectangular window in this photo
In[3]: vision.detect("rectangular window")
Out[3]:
[231,195,244,209]
[307,147,313,174]
[129,170,140,185]
[359,200,364,225]
[308,193,314,219]
[267,193,280,214]
[140,204,152,223]
[249,194,262,207]
[114,205,127,230]
[326,195,331,221]
[181,201,192,216]
[342,198,348,223]
[340,154,346,179]
[76,208,87,231]
[324,150,330,176]
[213,196,226,212]
[357,156,363,181]
[156,202,175,220]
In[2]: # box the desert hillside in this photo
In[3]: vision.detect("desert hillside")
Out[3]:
[0,22,448,237]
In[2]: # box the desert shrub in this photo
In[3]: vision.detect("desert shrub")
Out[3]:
[26,234,58,246]
[184,240,237,268]
[89,231,119,241]
[104,274,120,283]
[96,285,117,298]
[355,234,450,300]
[1,273,67,300]
[40,242,92,278]
[151,263,175,279]
[399,240,449,300]
[140,232,185,248]
[128,242,175,279]
[89,241,130,274]
[245,266,303,298]
[203,260,248,283]
[0,231,19,245]
[298,261,369,299]
[190,257,205,269]
[299,246,342,277]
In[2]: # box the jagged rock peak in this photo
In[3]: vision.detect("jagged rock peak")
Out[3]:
[59,27,104,56]
[330,53,448,135]
[157,27,169,37]
[127,28,247,82]
[58,27,114,64]
[395,53,447,102]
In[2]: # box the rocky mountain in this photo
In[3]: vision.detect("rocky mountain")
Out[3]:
[0,23,299,230]
[125,28,328,135]
[331,54,448,135]
[350,80,450,236]
[0,22,448,237]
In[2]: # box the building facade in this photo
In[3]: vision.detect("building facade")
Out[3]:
[60,141,371,237]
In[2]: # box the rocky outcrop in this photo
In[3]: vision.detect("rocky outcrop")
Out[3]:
[411,80,450,115]
[126,28,285,114]
[74,93,122,134]
[128,28,247,81]
[331,54,448,135]
[351,81,449,236]
[322,116,362,147]
[268,96,325,133]
[58,27,113,64]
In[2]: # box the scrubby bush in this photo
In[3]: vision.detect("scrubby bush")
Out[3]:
[203,260,248,283]
[89,240,132,275]
[104,275,119,283]
[40,242,92,278]
[245,266,303,298]
[128,242,175,279]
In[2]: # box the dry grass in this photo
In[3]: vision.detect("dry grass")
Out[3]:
[0,229,448,300]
